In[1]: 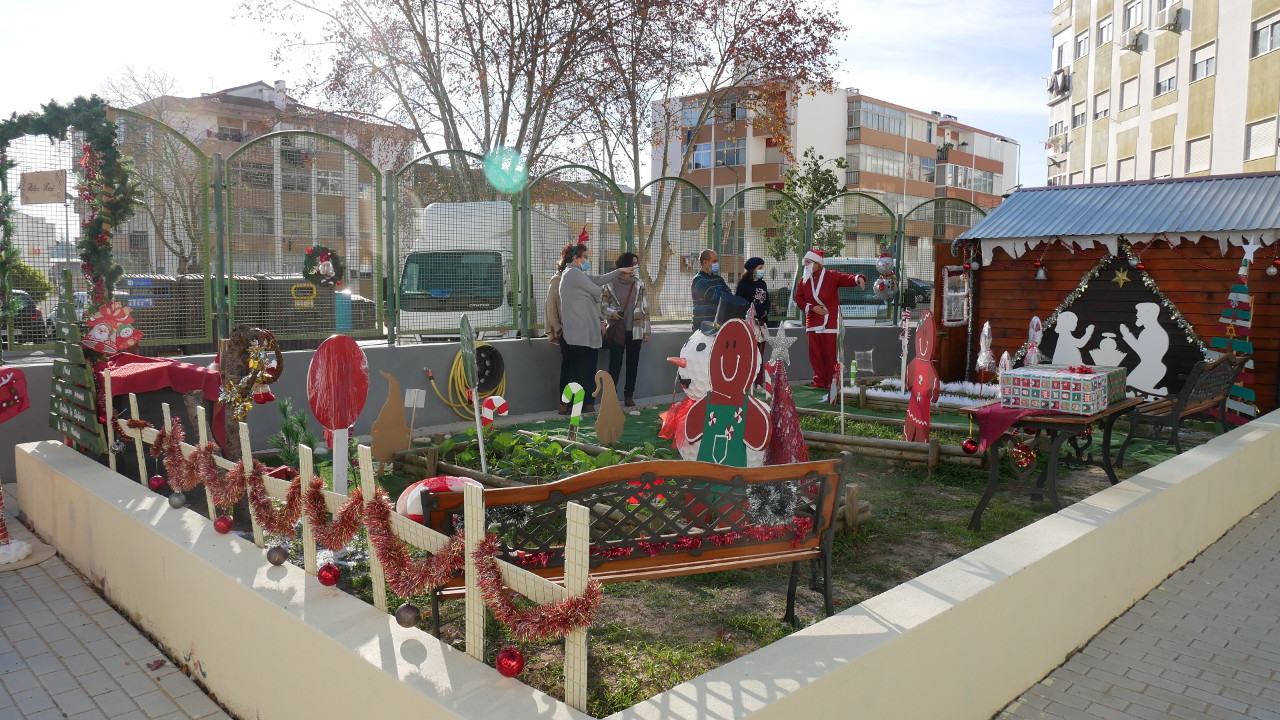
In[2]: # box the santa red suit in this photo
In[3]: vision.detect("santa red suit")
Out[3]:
[793,250,866,388]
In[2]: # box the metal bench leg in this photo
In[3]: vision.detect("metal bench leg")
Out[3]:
[785,561,801,627]
[1169,419,1183,453]
[1116,417,1139,470]
[821,552,834,617]
[430,588,442,637]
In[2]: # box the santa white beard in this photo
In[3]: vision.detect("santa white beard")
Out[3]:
[802,263,815,281]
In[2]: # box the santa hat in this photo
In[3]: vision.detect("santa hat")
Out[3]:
[804,249,825,264]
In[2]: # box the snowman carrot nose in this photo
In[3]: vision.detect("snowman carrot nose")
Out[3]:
[667,357,687,368]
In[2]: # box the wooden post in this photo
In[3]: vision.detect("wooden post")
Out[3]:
[104,368,116,473]
[563,501,590,711]
[463,482,486,662]
[357,445,387,612]
[299,444,318,576]
[239,422,265,547]
[928,437,940,470]
[195,407,219,520]
[128,393,148,484]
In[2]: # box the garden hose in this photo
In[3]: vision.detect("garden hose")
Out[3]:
[427,343,508,420]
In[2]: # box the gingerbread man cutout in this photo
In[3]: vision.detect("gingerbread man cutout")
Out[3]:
[682,318,770,467]
[904,310,940,443]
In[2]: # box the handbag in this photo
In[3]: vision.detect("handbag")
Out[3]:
[605,282,635,346]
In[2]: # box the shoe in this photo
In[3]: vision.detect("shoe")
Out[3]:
[556,403,570,415]
[582,404,596,415]
[624,395,636,407]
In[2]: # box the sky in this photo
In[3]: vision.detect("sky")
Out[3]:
[0,0,1051,188]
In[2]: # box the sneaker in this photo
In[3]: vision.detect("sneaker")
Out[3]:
[624,395,636,407]
[582,404,596,415]
[556,403,570,415]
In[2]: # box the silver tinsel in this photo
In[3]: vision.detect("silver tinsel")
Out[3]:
[746,482,800,527]
[486,504,533,529]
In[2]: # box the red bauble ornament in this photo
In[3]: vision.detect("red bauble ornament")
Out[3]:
[496,647,525,677]
[961,438,980,455]
[1135,262,1147,272]
[213,515,233,534]
[963,262,971,270]
[318,562,341,586]
[148,474,166,491]
[1032,260,1043,268]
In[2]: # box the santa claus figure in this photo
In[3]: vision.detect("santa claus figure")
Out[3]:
[792,250,867,388]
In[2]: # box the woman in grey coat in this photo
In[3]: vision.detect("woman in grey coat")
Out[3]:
[557,242,623,414]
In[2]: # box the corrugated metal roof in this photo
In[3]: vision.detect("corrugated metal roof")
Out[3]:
[959,172,1280,241]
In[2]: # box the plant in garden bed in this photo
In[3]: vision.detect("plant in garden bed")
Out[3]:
[436,429,669,483]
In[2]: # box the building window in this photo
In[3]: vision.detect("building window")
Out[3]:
[1097,15,1114,44]
[681,102,703,128]
[1120,76,1140,110]
[1094,90,1111,120]
[1186,136,1211,173]
[1117,156,1136,181]
[1069,171,1084,185]
[714,138,745,166]
[128,231,148,251]
[316,169,344,195]
[848,145,906,178]
[1245,118,1278,161]
[317,212,346,238]
[714,186,745,209]
[1056,42,1066,70]
[283,210,312,236]
[1191,44,1216,81]
[1090,164,1107,183]
[716,98,749,122]
[281,167,311,193]
[234,208,273,235]
[231,161,273,190]
[848,100,907,136]
[1154,62,1177,96]
[974,169,996,194]
[1151,146,1173,178]
[846,127,860,142]
[1072,102,1087,128]
[1049,119,1067,137]
[689,143,712,169]
[1075,30,1090,60]
[1123,1,1143,31]
[683,186,710,214]
[1252,13,1280,57]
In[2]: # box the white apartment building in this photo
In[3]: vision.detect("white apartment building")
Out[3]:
[1047,0,1280,185]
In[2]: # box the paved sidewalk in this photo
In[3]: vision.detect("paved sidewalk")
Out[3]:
[998,493,1280,720]
[0,516,230,720]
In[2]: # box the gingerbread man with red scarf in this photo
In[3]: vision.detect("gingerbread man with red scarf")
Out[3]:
[793,250,866,388]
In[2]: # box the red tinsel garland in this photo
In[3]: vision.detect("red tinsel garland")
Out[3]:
[472,534,603,642]
[186,443,220,494]
[245,463,303,536]
[304,478,364,551]
[363,488,466,598]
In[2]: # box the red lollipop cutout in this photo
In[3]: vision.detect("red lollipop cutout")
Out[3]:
[307,335,369,494]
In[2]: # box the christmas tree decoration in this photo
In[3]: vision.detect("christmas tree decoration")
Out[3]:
[395,603,422,628]
[495,647,526,678]
[765,322,797,366]
[80,302,144,354]
[0,367,30,424]
[1012,442,1036,468]
[147,475,166,492]
[764,363,808,465]
[168,492,187,509]
[213,515,233,534]
[302,245,344,287]
[266,546,288,566]
[961,438,980,455]
[1205,258,1259,425]
[317,562,342,586]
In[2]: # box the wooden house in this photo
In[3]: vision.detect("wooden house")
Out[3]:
[948,172,1280,421]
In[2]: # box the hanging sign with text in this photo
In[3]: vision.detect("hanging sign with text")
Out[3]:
[20,170,67,204]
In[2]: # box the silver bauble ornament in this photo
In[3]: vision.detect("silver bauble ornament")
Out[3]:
[875,255,895,277]
[872,277,895,300]
[395,603,422,628]
[266,546,288,566]
[1268,265,1278,277]
[168,492,186,509]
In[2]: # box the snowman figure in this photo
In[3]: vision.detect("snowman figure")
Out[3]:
[317,251,336,286]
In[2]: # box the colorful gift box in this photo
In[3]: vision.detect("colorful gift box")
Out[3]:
[998,364,1128,416]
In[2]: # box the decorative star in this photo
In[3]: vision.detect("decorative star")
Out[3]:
[765,323,797,366]
[1241,236,1264,264]
[1112,268,1131,287]
[1226,324,1237,339]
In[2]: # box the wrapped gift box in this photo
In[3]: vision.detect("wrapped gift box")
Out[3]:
[999,364,1127,415]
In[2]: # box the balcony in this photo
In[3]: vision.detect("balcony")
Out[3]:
[750,162,783,183]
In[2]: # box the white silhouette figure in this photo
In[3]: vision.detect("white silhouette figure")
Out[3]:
[1119,302,1169,396]
[1051,311,1095,366]
[1089,332,1128,366]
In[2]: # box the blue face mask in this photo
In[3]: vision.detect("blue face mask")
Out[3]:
[710,262,720,273]
[756,269,765,279]
[581,259,591,272]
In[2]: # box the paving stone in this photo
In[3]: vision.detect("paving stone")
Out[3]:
[12,686,55,715]
[171,691,220,718]
[53,687,97,716]
[38,667,79,695]
[92,688,137,716]
[133,689,180,718]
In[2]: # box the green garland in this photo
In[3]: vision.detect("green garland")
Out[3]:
[303,244,345,287]
[0,155,19,331]
[0,96,138,305]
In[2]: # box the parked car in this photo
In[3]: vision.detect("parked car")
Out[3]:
[3,289,51,345]
[904,278,933,307]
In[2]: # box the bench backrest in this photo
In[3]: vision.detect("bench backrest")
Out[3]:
[1172,353,1247,412]
[422,454,848,577]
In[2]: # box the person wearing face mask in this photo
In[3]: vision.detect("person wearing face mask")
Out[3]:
[793,249,867,389]
[600,252,650,407]
[690,249,732,332]
[735,256,770,382]
[557,241,622,414]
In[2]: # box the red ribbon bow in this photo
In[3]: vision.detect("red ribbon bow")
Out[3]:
[1066,365,1094,374]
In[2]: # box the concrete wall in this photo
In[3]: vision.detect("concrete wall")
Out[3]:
[14,410,1280,719]
[1,325,906,478]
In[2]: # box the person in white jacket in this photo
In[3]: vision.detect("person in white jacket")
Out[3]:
[557,242,623,414]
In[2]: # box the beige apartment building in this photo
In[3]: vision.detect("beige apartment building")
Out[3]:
[1048,0,1280,185]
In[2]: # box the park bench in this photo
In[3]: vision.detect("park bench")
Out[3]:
[421,453,851,625]
[1117,353,1249,465]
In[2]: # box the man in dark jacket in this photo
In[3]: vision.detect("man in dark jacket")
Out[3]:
[690,249,732,331]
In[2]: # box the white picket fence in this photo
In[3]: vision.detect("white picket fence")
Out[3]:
[113,395,593,711]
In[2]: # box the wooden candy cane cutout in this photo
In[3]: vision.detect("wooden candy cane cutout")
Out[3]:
[562,383,584,440]
[480,395,509,428]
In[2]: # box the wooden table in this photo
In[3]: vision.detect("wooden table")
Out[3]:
[959,397,1143,531]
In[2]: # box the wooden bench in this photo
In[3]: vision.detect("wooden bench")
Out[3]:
[1117,353,1249,465]
[421,453,851,625]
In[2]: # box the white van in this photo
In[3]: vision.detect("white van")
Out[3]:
[397,201,571,338]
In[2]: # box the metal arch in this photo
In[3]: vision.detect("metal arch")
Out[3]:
[529,163,629,251]
[714,184,801,259]
[634,175,714,254]
[392,148,487,178]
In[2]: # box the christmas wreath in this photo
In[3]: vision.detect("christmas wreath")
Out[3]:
[303,245,345,287]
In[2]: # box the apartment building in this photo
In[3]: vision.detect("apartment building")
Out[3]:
[654,88,1018,273]
[1047,0,1280,185]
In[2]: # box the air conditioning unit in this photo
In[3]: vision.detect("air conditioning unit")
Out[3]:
[1157,6,1181,30]
[1122,29,1142,50]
